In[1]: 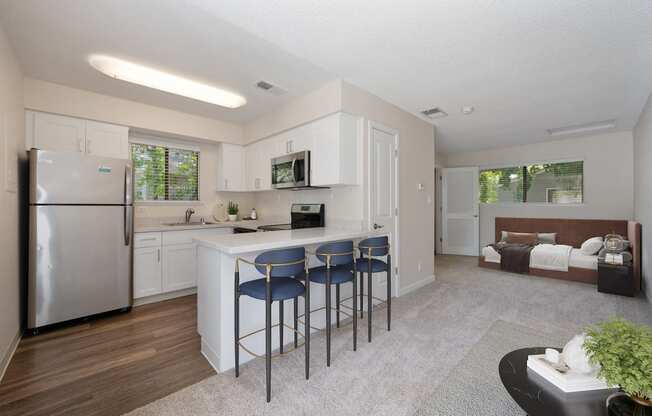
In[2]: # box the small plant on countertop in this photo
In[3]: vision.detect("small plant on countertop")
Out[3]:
[583,318,652,405]
[227,201,239,215]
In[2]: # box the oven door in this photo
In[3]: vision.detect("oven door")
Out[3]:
[271,151,309,189]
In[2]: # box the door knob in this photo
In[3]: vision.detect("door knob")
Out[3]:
[373,223,384,229]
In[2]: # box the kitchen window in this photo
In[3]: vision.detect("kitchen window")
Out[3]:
[479,160,583,204]
[130,140,200,202]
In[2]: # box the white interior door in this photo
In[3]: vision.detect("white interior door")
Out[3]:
[369,121,398,295]
[442,167,479,256]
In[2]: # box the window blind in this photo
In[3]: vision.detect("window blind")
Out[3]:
[479,160,583,204]
[131,142,200,202]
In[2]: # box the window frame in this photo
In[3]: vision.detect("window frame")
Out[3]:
[479,158,584,206]
[129,136,201,205]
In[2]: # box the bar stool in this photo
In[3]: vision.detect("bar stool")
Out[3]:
[301,241,357,367]
[354,236,391,342]
[234,247,310,403]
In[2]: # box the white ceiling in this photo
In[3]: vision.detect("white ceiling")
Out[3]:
[2,1,652,152]
[0,0,333,123]
[188,0,652,152]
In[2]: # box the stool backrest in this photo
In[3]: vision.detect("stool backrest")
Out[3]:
[255,247,306,277]
[316,241,354,266]
[359,236,389,257]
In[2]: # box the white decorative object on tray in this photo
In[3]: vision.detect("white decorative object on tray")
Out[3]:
[527,354,610,392]
[527,333,610,393]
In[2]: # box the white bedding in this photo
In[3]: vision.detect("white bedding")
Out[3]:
[482,244,598,271]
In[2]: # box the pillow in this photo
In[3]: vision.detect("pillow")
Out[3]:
[580,236,604,255]
[537,233,557,245]
[505,232,538,246]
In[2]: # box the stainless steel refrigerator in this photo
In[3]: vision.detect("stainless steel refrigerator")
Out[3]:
[28,149,133,330]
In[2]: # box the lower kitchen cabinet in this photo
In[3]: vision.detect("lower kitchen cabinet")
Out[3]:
[133,246,162,298]
[162,243,197,292]
[133,228,232,300]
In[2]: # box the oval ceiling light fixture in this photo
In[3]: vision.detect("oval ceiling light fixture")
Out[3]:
[88,55,246,109]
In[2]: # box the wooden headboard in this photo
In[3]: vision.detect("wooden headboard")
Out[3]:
[494,217,642,290]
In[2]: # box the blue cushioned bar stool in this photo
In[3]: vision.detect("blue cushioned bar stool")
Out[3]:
[234,247,310,403]
[355,236,391,342]
[301,241,357,367]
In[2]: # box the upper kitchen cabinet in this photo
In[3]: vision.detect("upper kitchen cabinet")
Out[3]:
[26,111,129,159]
[310,112,361,187]
[217,142,247,191]
[245,139,273,191]
[85,120,130,159]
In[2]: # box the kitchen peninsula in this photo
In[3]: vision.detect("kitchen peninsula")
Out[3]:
[194,227,384,373]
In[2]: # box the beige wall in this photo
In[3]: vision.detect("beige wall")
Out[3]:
[445,131,635,249]
[24,78,245,145]
[244,80,342,143]
[634,92,652,300]
[340,82,436,293]
[0,24,25,377]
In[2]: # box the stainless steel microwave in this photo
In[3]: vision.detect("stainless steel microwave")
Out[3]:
[271,150,310,189]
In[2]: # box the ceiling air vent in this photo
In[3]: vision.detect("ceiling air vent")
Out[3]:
[256,80,287,96]
[421,107,448,119]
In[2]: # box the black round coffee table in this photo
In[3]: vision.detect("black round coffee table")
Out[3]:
[499,347,616,416]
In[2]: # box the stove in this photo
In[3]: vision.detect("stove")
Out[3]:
[258,204,324,232]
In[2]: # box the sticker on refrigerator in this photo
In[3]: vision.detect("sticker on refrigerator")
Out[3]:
[98,166,112,173]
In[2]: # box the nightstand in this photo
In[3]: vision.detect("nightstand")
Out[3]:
[597,260,635,297]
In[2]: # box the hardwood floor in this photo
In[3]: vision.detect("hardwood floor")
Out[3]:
[0,295,215,416]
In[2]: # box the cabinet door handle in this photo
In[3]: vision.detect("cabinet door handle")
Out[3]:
[157,248,161,263]
[78,138,84,152]
[289,140,293,153]
[86,139,92,154]
[139,237,157,241]
[224,179,228,189]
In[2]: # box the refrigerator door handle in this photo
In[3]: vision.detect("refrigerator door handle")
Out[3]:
[124,163,133,246]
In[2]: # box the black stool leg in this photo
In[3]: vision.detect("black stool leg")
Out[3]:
[387,254,392,332]
[305,279,310,380]
[234,271,240,378]
[293,297,298,348]
[336,283,341,328]
[352,270,357,351]
[279,300,284,354]
[265,281,272,402]
[359,271,364,318]
[368,269,373,343]
[325,266,332,367]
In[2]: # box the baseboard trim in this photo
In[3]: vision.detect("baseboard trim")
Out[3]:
[0,328,21,383]
[133,287,197,307]
[399,274,435,296]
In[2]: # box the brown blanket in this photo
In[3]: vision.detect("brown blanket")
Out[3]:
[489,242,533,273]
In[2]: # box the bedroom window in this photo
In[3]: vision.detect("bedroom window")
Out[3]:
[130,141,200,202]
[479,161,583,204]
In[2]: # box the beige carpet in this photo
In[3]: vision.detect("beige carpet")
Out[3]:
[126,255,652,416]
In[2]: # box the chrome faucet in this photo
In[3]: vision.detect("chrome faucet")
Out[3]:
[185,208,195,224]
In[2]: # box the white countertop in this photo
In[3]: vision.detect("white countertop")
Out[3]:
[134,219,277,233]
[194,227,382,255]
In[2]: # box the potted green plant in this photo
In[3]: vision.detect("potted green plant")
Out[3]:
[583,318,652,412]
[227,201,239,222]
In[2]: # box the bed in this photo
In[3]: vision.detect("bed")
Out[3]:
[478,217,641,287]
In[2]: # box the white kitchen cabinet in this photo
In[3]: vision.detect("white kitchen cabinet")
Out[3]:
[133,246,162,298]
[26,111,129,159]
[245,140,273,191]
[162,243,197,292]
[85,120,129,159]
[217,143,247,191]
[133,228,233,300]
[310,113,360,186]
[31,112,86,153]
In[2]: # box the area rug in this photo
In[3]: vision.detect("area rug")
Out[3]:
[412,320,569,416]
